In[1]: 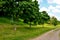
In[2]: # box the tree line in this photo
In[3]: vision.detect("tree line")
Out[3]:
[0,0,58,27]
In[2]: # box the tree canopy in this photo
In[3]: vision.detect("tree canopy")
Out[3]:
[0,0,50,27]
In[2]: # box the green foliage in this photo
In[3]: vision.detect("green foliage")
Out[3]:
[15,0,32,2]
[51,17,58,26]
[0,17,11,24]
[0,0,20,21]
[38,11,50,25]
[0,0,50,27]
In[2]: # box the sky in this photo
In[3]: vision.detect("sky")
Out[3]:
[36,0,60,20]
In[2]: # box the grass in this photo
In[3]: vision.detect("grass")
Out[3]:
[0,17,56,40]
[0,17,26,25]
[0,24,55,40]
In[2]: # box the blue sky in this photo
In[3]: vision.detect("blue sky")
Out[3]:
[36,0,60,20]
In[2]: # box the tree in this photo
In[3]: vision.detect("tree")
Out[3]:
[19,1,39,27]
[0,0,50,28]
[39,11,50,27]
[1,0,20,30]
[0,1,6,17]
[15,0,32,2]
[0,0,40,28]
[51,16,58,26]
[1,0,20,20]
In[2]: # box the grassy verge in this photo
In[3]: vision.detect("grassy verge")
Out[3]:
[0,24,55,40]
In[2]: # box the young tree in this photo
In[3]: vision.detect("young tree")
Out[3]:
[51,16,58,26]
[39,11,50,27]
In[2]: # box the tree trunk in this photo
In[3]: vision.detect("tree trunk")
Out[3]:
[14,25,16,31]
[14,27,16,31]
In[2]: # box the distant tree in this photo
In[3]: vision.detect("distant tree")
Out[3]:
[51,16,58,26]
[39,11,50,27]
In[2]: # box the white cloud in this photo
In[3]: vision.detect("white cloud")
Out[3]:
[53,0,60,4]
[40,7,49,13]
[56,5,60,8]
[48,5,60,20]
[48,12,60,20]
[40,5,60,13]
[32,0,42,4]
[48,5,60,13]
[47,0,60,4]
[47,0,54,4]
[54,15,60,20]
[48,13,55,17]
[52,9,60,13]
[48,5,55,9]
[36,0,43,4]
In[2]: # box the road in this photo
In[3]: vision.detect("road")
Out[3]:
[31,29,60,40]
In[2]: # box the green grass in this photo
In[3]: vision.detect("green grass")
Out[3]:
[0,17,55,40]
[0,24,55,40]
[0,17,26,25]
